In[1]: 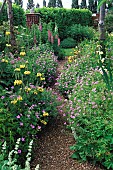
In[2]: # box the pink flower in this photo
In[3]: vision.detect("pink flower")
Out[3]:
[20,122,23,126]
[38,126,41,130]
[39,24,42,31]
[58,38,60,46]
[18,149,21,154]
[51,35,54,44]
[16,115,20,119]
[48,30,51,42]
[21,137,25,141]
[30,124,35,129]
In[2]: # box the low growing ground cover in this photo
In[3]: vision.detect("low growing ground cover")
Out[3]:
[57,34,113,169]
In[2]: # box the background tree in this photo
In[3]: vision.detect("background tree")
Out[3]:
[80,0,87,8]
[72,0,79,9]
[56,0,63,7]
[14,0,23,7]
[27,0,35,9]
[48,0,56,7]
[88,0,94,12]
[43,0,46,7]
[36,2,40,8]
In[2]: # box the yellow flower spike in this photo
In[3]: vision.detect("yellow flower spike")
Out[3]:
[24,71,31,75]
[6,44,11,47]
[1,59,8,63]
[37,87,44,92]
[25,87,31,92]
[14,80,22,86]
[14,68,21,71]
[20,52,26,56]
[40,77,45,81]
[37,73,42,77]
[43,112,49,117]
[40,120,47,125]
[20,65,25,69]
[11,99,17,104]
[5,31,10,35]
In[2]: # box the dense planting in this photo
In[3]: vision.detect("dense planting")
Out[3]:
[57,35,113,169]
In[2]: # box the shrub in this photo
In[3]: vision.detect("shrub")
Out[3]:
[0,3,26,26]
[105,12,113,33]
[34,8,92,40]
[66,24,95,42]
[60,37,77,48]
[68,70,113,169]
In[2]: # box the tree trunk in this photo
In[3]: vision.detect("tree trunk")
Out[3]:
[99,3,106,40]
[7,0,16,50]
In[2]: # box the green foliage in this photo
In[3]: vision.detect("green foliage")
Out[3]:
[60,37,77,48]
[12,4,26,26]
[35,8,93,40]
[0,43,59,166]
[66,24,95,43]
[0,3,25,26]
[57,36,113,169]
[105,12,113,33]
[0,2,8,25]
[14,0,23,7]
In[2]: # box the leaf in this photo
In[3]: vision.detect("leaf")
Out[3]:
[71,152,79,159]
[97,0,106,10]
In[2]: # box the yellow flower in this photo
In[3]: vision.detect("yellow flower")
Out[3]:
[24,71,31,75]
[17,96,23,101]
[43,112,49,117]
[14,80,22,86]
[20,52,26,56]
[37,87,44,92]
[14,68,21,71]
[25,87,31,92]
[40,77,45,81]
[11,99,17,104]
[34,90,38,94]
[40,120,47,125]
[5,31,10,35]
[37,73,42,77]
[1,59,8,63]
[6,44,11,47]
[20,65,25,69]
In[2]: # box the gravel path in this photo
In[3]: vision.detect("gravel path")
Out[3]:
[31,60,104,170]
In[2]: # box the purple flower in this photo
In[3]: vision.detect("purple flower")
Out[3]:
[1,96,5,99]
[18,149,21,154]
[30,124,35,129]
[20,122,23,126]
[16,115,20,119]
[38,126,41,130]
[21,137,25,141]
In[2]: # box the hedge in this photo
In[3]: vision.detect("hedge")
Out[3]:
[0,3,26,26]
[34,7,93,40]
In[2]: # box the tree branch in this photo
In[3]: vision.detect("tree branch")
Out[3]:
[0,0,6,14]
